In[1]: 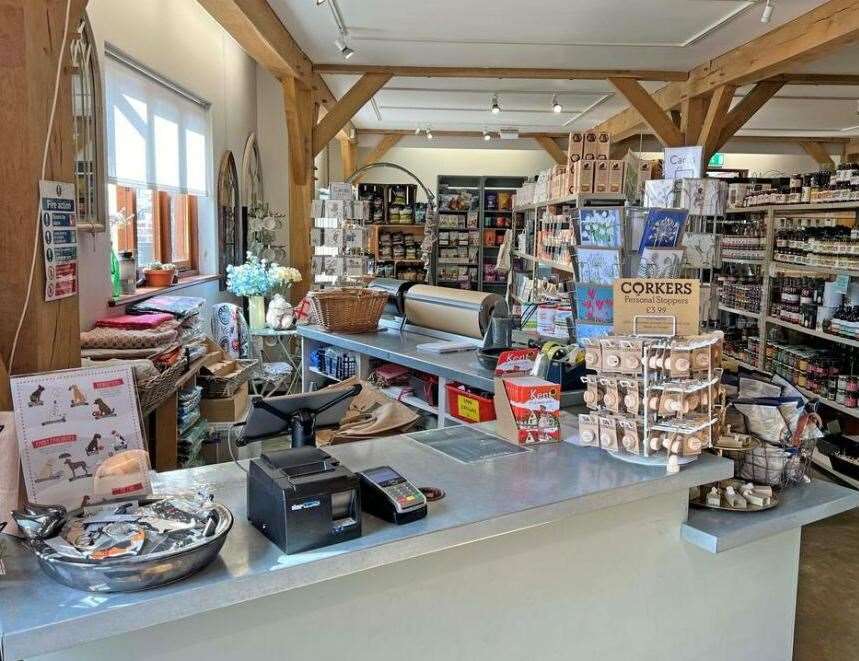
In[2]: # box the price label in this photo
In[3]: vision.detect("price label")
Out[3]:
[456,395,481,422]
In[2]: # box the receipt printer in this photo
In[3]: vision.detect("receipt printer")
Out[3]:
[247,447,362,554]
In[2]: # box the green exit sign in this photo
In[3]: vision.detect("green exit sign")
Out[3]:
[709,152,725,167]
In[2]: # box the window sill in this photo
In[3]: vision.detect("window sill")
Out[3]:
[108,274,221,307]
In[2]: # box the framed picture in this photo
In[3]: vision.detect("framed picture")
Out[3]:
[576,248,621,285]
[575,321,614,346]
[638,248,685,278]
[574,284,614,323]
[639,208,688,252]
[578,207,623,248]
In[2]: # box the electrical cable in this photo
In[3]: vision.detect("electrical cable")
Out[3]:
[8,0,73,371]
[227,421,249,476]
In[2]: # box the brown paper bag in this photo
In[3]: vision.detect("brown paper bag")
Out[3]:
[0,412,25,537]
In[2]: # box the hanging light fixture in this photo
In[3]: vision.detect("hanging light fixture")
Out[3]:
[490,94,501,114]
[552,95,562,113]
[760,0,774,23]
[316,0,327,5]
[483,129,491,142]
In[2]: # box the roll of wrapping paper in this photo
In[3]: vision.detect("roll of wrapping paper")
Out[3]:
[404,285,507,338]
[368,278,417,316]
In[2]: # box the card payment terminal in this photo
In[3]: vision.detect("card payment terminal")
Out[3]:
[358,466,427,524]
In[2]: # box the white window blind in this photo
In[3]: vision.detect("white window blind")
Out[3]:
[105,49,210,196]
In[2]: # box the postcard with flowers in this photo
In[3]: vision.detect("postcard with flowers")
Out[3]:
[639,208,688,252]
[576,248,621,285]
[578,207,623,248]
[638,248,685,278]
[574,284,613,323]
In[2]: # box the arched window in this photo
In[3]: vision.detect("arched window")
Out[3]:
[218,151,241,290]
[242,132,264,208]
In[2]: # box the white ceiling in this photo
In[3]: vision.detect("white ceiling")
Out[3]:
[268,0,859,138]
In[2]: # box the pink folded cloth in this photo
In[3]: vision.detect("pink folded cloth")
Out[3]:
[95,313,175,330]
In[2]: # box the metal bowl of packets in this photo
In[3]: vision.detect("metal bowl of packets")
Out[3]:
[14,495,232,593]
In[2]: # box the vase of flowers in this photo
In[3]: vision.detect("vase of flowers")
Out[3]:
[226,253,302,330]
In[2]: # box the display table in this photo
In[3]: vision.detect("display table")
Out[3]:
[2,419,856,661]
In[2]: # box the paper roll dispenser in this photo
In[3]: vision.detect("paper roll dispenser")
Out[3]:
[247,447,361,554]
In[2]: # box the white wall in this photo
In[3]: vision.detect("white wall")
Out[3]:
[328,144,555,201]
[81,0,277,329]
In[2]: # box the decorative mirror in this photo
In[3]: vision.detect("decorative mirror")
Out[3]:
[70,15,107,231]
[217,151,241,290]
[241,132,264,207]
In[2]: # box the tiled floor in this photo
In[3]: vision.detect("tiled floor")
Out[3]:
[794,476,859,660]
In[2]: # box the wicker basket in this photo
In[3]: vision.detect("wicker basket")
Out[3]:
[138,358,191,416]
[307,287,387,333]
[197,359,259,399]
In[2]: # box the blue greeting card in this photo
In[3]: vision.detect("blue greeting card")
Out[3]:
[575,321,614,346]
[574,284,614,323]
[639,208,688,252]
[578,207,623,248]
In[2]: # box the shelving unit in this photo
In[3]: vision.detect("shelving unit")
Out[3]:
[717,304,760,320]
[721,201,859,422]
[509,193,626,306]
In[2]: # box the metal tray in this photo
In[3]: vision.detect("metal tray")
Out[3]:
[27,500,233,593]
[689,494,779,513]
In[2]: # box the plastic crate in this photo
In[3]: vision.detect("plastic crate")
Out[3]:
[446,383,496,423]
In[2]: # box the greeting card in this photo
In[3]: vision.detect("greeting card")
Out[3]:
[574,284,614,323]
[575,321,614,346]
[681,232,716,268]
[578,207,623,248]
[638,248,685,278]
[576,248,621,285]
[639,208,688,252]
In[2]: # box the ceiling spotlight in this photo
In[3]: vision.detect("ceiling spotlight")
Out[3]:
[426,127,433,140]
[334,37,354,60]
[315,0,326,5]
[552,95,562,113]
[491,94,501,115]
[761,0,774,23]
[414,127,421,135]
[483,130,491,141]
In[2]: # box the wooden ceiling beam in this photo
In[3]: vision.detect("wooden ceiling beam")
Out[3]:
[596,83,687,142]
[533,135,566,165]
[698,85,736,161]
[686,0,859,97]
[312,64,688,81]
[608,78,684,147]
[681,96,708,146]
[771,73,859,85]
[801,141,837,169]
[353,134,403,184]
[311,72,355,142]
[357,129,571,139]
[339,136,357,180]
[196,0,311,81]
[312,73,391,156]
[846,139,859,158]
[715,81,784,152]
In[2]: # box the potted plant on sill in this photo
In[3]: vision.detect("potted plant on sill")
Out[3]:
[226,253,301,330]
[143,262,177,288]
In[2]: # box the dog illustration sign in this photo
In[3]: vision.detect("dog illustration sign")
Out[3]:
[10,365,150,508]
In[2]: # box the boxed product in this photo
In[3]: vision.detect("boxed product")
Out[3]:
[567,131,584,166]
[594,160,611,194]
[497,376,561,445]
[597,132,611,160]
[579,160,596,194]
[609,160,625,194]
[551,165,566,199]
[199,382,249,423]
[583,131,598,160]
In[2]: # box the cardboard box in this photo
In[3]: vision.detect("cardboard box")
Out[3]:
[565,162,580,195]
[597,131,611,160]
[566,131,584,166]
[594,160,610,193]
[583,131,598,160]
[199,382,250,423]
[609,160,625,194]
[579,160,596,194]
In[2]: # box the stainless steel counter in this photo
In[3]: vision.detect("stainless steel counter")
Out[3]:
[1,434,731,660]
[682,479,859,553]
[299,322,496,391]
